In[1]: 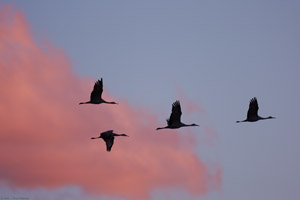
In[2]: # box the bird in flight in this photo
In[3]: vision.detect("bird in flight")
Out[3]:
[91,130,128,152]
[236,97,275,123]
[156,100,199,130]
[79,78,118,105]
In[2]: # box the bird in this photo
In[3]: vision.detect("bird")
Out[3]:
[91,130,128,152]
[236,97,275,123]
[79,78,118,105]
[156,100,199,130]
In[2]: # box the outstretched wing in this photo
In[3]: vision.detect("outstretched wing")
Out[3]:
[105,136,114,152]
[90,79,103,101]
[103,130,113,134]
[167,100,182,126]
[100,130,113,137]
[247,97,259,119]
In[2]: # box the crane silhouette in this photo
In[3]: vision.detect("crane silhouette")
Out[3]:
[91,130,128,152]
[236,97,275,123]
[156,100,199,130]
[79,78,118,105]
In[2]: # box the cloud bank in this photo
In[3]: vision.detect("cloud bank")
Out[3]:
[0,5,221,199]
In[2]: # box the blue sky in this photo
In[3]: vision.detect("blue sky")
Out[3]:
[1,1,300,199]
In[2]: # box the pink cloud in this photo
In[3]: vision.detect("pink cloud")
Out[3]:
[0,5,221,199]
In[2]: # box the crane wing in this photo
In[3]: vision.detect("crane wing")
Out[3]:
[247,97,259,119]
[90,79,103,101]
[100,130,113,137]
[105,136,114,152]
[167,100,182,126]
[103,130,113,134]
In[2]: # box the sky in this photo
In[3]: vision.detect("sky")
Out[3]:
[0,1,300,200]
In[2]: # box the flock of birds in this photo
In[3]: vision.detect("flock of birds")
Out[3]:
[80,78,275,152]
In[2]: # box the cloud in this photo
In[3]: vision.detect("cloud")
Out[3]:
[0,5,221,199]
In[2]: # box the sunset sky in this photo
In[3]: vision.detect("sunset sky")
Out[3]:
[0,1,300,200]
